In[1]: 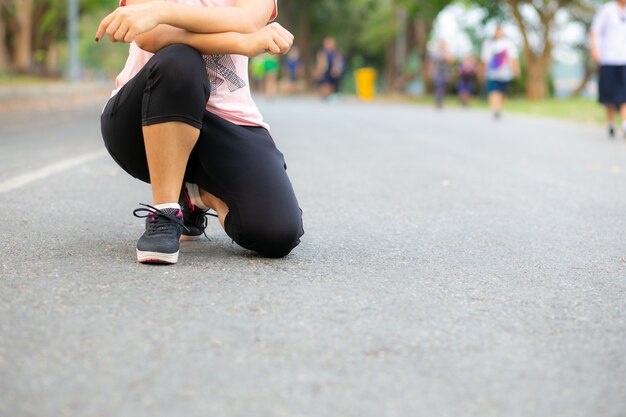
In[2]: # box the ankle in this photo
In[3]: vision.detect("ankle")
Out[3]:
[153,202,181,210]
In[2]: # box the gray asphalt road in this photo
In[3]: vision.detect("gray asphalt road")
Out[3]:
[1,96,625,417]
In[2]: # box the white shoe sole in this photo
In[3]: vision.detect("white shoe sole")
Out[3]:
[136,249,179,264]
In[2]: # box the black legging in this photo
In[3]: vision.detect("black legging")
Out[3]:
[101,44,303,258]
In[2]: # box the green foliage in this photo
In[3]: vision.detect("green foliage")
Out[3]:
[354,2,396,55]
[400,0,452,21]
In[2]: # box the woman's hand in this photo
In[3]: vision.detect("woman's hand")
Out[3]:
[95,2,166,43]
[239,23,294,58]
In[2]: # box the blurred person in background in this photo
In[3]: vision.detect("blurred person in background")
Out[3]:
[262,53,279,98]
[428,39,454,109]
[97,0,303,264]
[315,36,344,100]
[250,54,266,92]
[480,26,520,120]
[284,46,302,94]
[456,55,478,107]
[591,0,626,139]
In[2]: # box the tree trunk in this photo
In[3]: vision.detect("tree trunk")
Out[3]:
[506,0,557,99]
[383,38,397,91]
[0,10,9,72]
[45,42,58,74]
[414,17,430,95]
[526,58,549,99]
[298,5,312,86]
[15,0,33,71]
[572,65,595,97]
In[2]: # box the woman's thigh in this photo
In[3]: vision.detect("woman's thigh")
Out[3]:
[187,111,304,258]
[100,44,209,183]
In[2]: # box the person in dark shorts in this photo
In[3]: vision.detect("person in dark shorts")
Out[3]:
[315,37,344,99]
[456,55,478,107]
[96,0,303,264]
[480,26,520,119]
[428,39,454,109]
[591,0,626,138]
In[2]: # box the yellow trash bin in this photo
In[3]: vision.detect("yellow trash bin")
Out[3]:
[354,68,377,101]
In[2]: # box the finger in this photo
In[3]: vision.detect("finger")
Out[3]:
[277,32,293,50]
[272,23,294,41]
[106,16,123,41]
[95,11,116,41]
[274,34,291,54]
[277,30,294,44]
[266,40,281,55]
[114,21,130,42]
[124,28,137,43]
[281,28,294,41]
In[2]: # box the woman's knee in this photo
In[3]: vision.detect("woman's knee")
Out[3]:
[257,220,303,258]
[148,44,209,96]
[235,211,304,258]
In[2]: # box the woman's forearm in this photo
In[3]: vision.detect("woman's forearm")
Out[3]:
[96,0,274,43]
[135,25,243,55]
[159,0,274,34]
[181,31,246,55]
[135,22,293,58]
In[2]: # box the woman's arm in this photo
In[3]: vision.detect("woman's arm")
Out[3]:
[135,22,293,58]
[96,0,274,43]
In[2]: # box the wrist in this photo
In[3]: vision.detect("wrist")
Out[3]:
[234,32,248,56]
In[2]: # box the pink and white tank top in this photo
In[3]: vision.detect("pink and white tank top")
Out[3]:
[112,0,278,130]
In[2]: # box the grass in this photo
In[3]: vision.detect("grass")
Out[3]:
[0,72,62,86]
[503,97,604,126]
[411,95,605,126]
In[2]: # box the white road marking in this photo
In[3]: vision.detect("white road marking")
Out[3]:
[0,149,107,194]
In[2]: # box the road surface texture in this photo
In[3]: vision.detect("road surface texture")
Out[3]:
[1,95,625,417]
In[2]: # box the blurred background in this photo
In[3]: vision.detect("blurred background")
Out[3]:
[0,0,609,123]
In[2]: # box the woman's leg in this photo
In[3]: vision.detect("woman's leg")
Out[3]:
[606,105,616,137]
[606,104,616,124]
[144,122,199,205]
[101,44,210,263]
[101,44,209,185]
[186,111,304,258]
[489,91,504,117]
[435,80,445,108]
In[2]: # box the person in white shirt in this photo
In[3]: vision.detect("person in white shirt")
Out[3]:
[591,0,626,138]
[480,26,520,119]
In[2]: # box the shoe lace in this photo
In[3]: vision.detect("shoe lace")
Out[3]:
[133,203,190,234]
[194,208,218,240]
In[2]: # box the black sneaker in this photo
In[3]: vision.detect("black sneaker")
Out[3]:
[609,125,615,138]
[179,186,217,240]
[133,204,186,264]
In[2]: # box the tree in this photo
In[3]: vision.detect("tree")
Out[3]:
[0,1,9,72]
[401,0,451,92]
[0,0,112,75]
[14,0,33,71]
[568,0,601,96]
